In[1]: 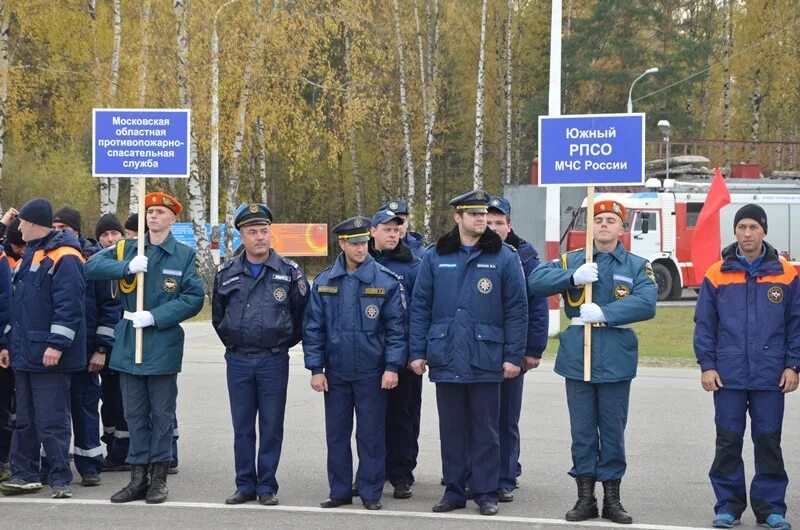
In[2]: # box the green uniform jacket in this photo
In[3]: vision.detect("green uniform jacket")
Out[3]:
[528,243,657,383]
[84,232,205,375]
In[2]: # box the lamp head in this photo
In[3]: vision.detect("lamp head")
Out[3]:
[657,119,671,137]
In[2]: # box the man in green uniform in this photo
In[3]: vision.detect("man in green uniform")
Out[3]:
[84,192,204,504]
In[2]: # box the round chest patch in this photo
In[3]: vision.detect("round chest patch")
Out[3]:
[162,277,178,293]
[614,284,630,300]
[273,287,287,302]
[768,286,784,304]
[365,304,379,319]
[477,277,493,294]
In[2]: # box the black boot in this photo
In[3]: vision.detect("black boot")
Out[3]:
[602,479,632,524]
[565,476,599,521]
[110,464,150,503]
[145,461,170,504]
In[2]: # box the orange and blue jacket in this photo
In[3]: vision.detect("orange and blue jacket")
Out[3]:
[694,242,800,390]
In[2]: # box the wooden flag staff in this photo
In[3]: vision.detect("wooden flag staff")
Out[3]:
[583,185,595,382]
[135,177,146,365]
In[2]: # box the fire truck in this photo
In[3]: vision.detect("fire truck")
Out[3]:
[565,179,800,301]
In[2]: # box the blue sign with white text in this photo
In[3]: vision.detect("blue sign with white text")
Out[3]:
[93,109,191,178]
[538,113,645,186]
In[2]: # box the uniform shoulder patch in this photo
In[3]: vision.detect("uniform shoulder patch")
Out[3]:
[376,263,402,281]
[644,261,656,283]
[280,256,300,269]
[502,242,518,253]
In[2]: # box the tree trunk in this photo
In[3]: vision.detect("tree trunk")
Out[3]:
[224,0,269,255]
[269,126,278,207]
[504,0,512,186]
[175,0,214,295]
[0,0,8,213]
[107,0,122,214]
[130,0,151,215]
[494,4,505,187]
[722,0,732,165]
[89,0,110,213]
[417,0,439,242]
[749,68,761,161]
[255,115,268,204]
[472,0,488,189]
[392,0,415,218]
[343,27,364,215]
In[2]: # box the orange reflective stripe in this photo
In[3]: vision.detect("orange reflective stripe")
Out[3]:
[703,261,743,287]
[757,257,798,284]
[31,247,85,267]
[706,257,798,288]
[6,256,17,268]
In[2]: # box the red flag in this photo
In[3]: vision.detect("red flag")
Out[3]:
[691,167,731,284]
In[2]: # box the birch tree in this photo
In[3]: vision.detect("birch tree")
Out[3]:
[414,0,440,241]
[255,115,267,204]
[224,0,269,255]
[504,0,512,186]
[106,0,122,214]
[130,0,152,214]
[721,0,732,165]
[0,0,9,212]
[473,0,488,189]
[89,0,110,213]
[175,0,214,295]
[343,27,364,215]
[392,0,415,217]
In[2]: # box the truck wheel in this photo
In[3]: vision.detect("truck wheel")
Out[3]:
[653,262,672,302]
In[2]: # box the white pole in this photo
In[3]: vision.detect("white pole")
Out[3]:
[544,0,562,336]
[210,0,239,266]
[627,67,658,114]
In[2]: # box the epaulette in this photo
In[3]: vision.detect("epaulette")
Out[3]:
[220,258,235,271]
[376,262,402,281]
[280,256,300,269]
[425,243,435,250]
[502,242,518,253]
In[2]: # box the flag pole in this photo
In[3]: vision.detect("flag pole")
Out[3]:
[135,178,146,365]
[583,186,595,382]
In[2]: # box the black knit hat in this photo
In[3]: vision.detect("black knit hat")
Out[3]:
[53,206,82,233]
[95,213,125,240]
[18,198,53,228]
[125,213,139,232]
[733,204,767,234]
[5,217,23,246]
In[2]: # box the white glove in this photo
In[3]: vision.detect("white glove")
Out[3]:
[127,255,149,274]
[580,303,607,324]
[131,311,155,329]
[572,263,598,285]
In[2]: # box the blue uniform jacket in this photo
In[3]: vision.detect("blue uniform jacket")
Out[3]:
[506,230,548,358]
[369,239,420,296]
[0,251,11,350]
[694,242,800,390]
[212,250,309,353]
[404,231,425,260]
[8,230,87,372]
[79,236,122,355]
[303,253,408,381]
[408,227,528,383]
[529,242,657,383]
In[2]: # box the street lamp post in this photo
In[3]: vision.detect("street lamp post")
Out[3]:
[627,67,659,113]
[658,119,671,181]
[210,0,240,265]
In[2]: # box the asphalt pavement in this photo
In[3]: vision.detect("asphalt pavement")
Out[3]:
[1,321,798,530]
